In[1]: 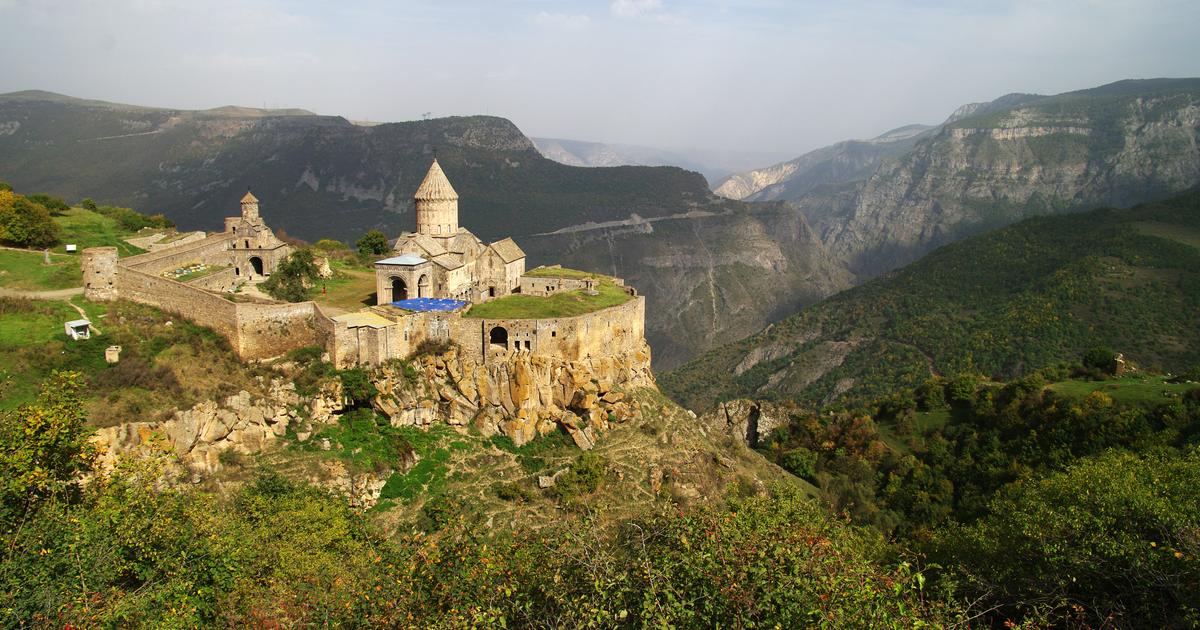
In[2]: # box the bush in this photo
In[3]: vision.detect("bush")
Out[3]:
[24,193,69,216]
[355,229,391,256]
[338,367,377,405]
[314,239,347,251]
[1082,346,1117,374]
[780,447,818,480]
[933,449,1200,628]
[550,451,606,502]
[410,338,457,358]
[261,249,320,302]
[94,204,174,231]
[0,193,60,248]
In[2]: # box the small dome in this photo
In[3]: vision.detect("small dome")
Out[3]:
[414,158,458,201]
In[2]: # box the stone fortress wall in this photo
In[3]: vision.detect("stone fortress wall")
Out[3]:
[82,163,648,372]
[326,292,646,369]
[85,246,328,360]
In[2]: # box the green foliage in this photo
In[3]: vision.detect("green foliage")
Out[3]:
[261,249,319,302]
[549,451,606,503]
[23,193,69,216]
[933,449,1200,628]
[337,367,378,405]
[0,192,60,248]
[314,238,347,251]
[0,371,94,525]
[666,192,1200,409]
[354,229,390,256]
[79,197,97,212]
[93,203,174,232]
[779,446,818,480]
[1082,345,1117,373]
[0,476,955,627]
[0,182,10,192]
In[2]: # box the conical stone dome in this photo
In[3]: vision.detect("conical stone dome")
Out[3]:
[414,158,458,201]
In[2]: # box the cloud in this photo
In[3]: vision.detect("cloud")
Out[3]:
[528,11,591,30]
[610,0,662,18]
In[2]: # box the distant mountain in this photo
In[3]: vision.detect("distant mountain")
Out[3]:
[803,79,1200,276]
[0,90,851,368]
[532,137,790,185]
[662,190,1200,410]
[713,124,934,202]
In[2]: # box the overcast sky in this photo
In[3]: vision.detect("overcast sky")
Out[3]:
[1,0,1198,159]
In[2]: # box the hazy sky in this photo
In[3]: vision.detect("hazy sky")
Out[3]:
[2,0,1198,158]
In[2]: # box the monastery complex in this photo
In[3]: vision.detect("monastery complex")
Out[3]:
[81,159,648,370]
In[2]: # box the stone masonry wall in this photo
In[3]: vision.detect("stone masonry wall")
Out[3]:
[118,267,240,340]
[122,233,234,274]
[234,301,322,359]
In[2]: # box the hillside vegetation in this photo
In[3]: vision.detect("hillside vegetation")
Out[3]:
[664,190,1200,410]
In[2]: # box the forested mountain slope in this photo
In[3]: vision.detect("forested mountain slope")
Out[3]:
[663,190,1200,410]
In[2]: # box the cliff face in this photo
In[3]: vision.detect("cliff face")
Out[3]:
[713,125,932,202]
[519,201,854,368]
[808,80,1200,275]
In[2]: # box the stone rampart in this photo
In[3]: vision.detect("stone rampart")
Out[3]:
[186,267,239,292]
[234,301,322,359]
[331,295,647,369]
[123,233,233,274]
[118,267,240,340]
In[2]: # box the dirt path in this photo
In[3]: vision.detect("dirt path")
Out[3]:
[0,286,84,299]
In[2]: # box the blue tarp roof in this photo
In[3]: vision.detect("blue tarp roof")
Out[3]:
[391,298,468,312]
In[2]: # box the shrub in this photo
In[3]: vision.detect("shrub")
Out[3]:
[24,193,69,216]
[0,194,60,248]
[338,367,377,405]
[355,229,390,256]
[261,249,320,302]
[550,451,606,502]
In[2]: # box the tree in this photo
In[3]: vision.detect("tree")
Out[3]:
[932,449,1200,628]
[0,371,95,524]
[80,197,98,212]
[261,249,320,302]
[356,229,390,256]
[0,194,60,248]
[24,193,69,216]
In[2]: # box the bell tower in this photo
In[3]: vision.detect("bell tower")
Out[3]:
[413,158,459,236]
[240,190,260,221]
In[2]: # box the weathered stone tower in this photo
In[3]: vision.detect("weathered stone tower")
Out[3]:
[413,158,459,236]
[240,190,260,221]
[82,246,119,301]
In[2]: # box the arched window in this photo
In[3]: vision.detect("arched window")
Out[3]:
[489,326,508,350]
[417,274,430,298]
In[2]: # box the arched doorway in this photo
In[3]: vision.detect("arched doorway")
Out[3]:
[417,274,430,298]
[391,277,408,301]
[249,256,264,276]
[489,326,508,350]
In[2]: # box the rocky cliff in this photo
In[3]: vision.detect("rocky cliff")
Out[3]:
[804,79,1200,275]
[713,124,932,202]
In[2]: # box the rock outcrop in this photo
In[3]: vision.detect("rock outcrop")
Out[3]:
[91,378,344,476]
[373,343,655,449]
[699,399,792,448]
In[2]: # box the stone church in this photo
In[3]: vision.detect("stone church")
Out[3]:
[374,159,526,304]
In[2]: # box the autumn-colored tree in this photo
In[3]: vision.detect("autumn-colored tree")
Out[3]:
[0,371,95,524]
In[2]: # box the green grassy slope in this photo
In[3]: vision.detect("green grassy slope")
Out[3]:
[663,190,1200,410]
